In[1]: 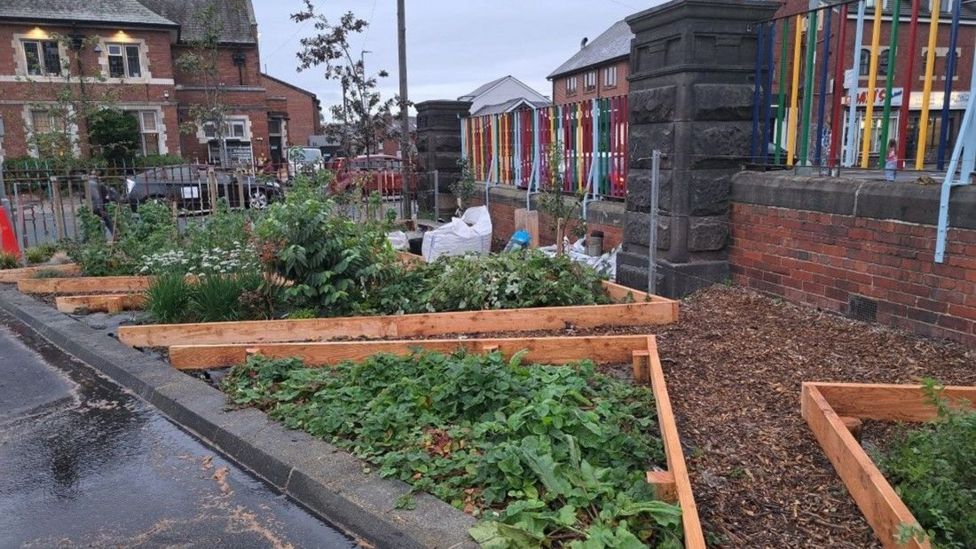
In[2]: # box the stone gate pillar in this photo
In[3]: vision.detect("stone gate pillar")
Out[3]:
[616,0,779,297]
[415,100,471,218]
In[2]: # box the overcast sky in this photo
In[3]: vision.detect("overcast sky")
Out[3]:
[253,1,653,118]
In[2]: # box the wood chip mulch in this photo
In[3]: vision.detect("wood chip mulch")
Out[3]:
[654,286,975,548]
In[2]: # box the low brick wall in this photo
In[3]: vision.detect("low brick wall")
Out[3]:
[730,172,976,347]
[471,186,625,250]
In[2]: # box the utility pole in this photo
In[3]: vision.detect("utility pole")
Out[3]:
[397,0,410,218]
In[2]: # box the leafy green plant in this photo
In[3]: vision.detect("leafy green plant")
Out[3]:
[0,252,18,269]
[146,273,193,324]
[223,350,682,548]
[373,250,611,315]
[256,180,397,315]
[451,159,479,216]
[24,243,57,265]
[33,268,68,279]
[878,379,976,549]
[189,272,265,323]
[538,144,587,252]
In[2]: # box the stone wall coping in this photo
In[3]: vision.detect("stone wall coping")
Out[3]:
[732,171,976,230]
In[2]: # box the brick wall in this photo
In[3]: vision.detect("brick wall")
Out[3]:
[260,73,320,148]
[471,186,624,251]
[730,172,976,346]
[552,58,629,106]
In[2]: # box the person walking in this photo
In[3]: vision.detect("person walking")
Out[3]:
[885,139,898,181]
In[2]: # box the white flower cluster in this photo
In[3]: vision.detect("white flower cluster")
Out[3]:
[139,241,259,276]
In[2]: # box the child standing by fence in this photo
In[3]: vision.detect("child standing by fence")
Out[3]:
[885,139,897,181]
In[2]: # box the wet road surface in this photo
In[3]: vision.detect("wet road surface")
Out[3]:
[0,312,357,548]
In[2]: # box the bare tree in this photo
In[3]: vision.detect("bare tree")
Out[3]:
[175,1,231,165]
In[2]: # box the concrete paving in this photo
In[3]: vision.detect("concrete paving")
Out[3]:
[0,312,356,548]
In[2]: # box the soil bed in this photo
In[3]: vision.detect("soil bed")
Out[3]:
[657,286,975,548]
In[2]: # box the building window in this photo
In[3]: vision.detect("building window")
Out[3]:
[866,0,889,9]
[202,117,249,140]
[23,40,61,76]
[928,0,952,13]
[604,66,618,88]
[566,76,578,95]
[138,111,160,155]
[30,110,63,134]
[859,48,889,76]
[584,70,597,90]
[107,44,142,78]
[227,119,246,139]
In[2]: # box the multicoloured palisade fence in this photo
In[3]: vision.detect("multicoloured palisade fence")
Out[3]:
[750,0,972,171]
[462,96,629,200]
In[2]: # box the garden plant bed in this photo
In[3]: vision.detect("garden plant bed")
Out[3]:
[115,279,677,348]
[801,382,976,549]
[0,262,79,283]
[654,286,975,548]
[221,334,704,547]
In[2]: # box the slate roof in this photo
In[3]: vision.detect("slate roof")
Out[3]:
[0,0,177,27]
[138,0,257,44]
[458,76,509,101]
[471,98,550,117]
[458,75,549,104]
[548,19,633,80]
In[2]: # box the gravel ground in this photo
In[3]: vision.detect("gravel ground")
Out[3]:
[654,286,975,548]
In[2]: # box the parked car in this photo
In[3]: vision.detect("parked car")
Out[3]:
[327,154,414,196]
[125,165,282,211]
[288,147,325,175]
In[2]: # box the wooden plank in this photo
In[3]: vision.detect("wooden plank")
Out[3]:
[646,336,705,548]
[602,280,649,303]
[801,383,930,549]
[0,263,79,284]
[514,208,540,249]
[814,382,976,422]
[118,300,678,348]
[18,275,153,295]
[645,470,678,503]
[168,334,651,370]
[55,293,147,314]
[632,350,650,386]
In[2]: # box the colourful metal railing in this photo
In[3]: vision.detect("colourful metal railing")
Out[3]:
[461,96,629,200]
[750,0,966,170]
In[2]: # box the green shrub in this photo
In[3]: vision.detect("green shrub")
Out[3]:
[224,351,682,548]
[24,243,57,265]
[879,380,976,549]
[287,307,317,320]
[145,273,193,324]
[33,268,67,279]
[189,272,264,323]
[0,252,18,269]
[373,250,611,315]
[257,181,396,316]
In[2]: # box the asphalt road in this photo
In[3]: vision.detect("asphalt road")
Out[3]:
[0,312,357,549]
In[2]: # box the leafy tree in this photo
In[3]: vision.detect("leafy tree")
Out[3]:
[537,144,587,254]
[292,2,397,158]
[88,109,140,164]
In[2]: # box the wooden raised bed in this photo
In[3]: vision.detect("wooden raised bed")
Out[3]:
[169,334,647,370]
[801,382,976,549]
[0,263,79,283]
[19,275,155,294]
[55,293,147,314]
[222,333,705,547]
[116,280,677,348]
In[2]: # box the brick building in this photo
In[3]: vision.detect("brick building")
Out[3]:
[772,0,975,165]
[0,0,321,166]
[548,19,632,106]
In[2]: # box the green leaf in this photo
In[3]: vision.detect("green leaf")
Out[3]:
[469,521,543,549]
